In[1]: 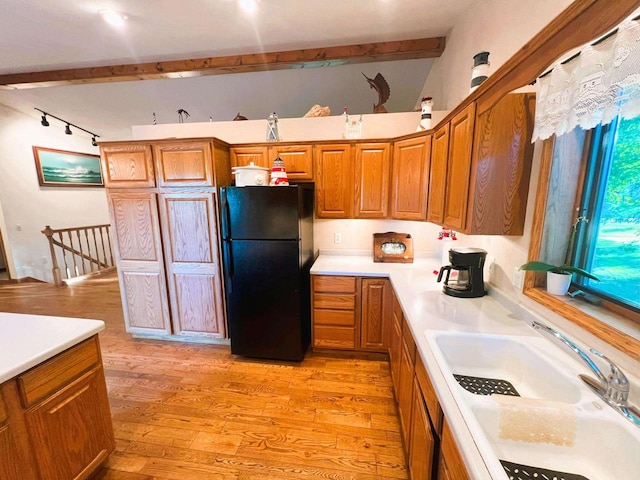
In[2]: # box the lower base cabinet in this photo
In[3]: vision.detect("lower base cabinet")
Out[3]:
[0,336,115,479]
[409,377,437,479]
[439,420,471,480]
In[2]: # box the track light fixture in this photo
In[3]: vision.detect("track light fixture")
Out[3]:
[34,108,100,146]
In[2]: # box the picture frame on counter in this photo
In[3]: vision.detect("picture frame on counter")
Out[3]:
[32,146,104,187]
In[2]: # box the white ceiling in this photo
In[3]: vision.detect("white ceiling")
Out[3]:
[0,0,475,140]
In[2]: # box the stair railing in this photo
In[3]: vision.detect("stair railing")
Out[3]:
[42,224,115,286]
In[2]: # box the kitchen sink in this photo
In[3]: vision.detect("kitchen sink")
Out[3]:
[470,400,640,480]
[427,332,582,404]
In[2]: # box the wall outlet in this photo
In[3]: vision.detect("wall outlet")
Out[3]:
[334,233,342,244]
[486,255,495,274]
[513,267,524,290]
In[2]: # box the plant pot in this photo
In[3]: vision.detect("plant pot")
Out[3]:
[546,271,571,295]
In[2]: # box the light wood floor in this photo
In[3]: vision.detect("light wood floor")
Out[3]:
[0,273,408,479]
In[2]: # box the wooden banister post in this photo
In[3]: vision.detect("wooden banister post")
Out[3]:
[42,225,62,286]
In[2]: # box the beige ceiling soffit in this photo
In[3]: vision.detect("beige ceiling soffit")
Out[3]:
[0,37,445,90]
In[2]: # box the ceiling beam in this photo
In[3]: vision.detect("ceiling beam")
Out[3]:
[0,37,445,90]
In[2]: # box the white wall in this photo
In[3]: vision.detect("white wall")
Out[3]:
[419,0,573,110]
[0,104,110,281]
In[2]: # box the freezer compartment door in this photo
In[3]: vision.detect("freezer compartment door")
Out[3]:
[221,186,301,240]
[225,240,307,361]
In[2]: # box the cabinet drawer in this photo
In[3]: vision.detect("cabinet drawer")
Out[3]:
[313,326,356,350]
[313,276,357,293]
[415,354,443,435]
[18,336,100,407]
[313,293,356,310]
[313,309,356,327]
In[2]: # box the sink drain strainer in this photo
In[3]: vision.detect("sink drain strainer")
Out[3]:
[500,460,590,480]
[453,374,520,396]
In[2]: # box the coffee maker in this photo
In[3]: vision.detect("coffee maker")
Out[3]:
[437,247,487,298]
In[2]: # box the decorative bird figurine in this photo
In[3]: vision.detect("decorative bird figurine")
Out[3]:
[177,109,190,123]
[362,72,391,113]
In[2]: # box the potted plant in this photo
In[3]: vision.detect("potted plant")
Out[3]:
[519,261,600,296]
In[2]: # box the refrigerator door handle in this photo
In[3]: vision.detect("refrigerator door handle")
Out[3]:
[223,239,233,294]
[220,188,231,240]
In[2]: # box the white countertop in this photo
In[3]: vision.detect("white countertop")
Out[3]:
[310,253,640,480]
[0,312,105,384]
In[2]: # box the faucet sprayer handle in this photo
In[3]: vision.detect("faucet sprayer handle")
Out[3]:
[590,349,629,404]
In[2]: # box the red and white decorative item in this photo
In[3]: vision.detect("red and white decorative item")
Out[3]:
[269,157,289,186]
[434,227,458,275]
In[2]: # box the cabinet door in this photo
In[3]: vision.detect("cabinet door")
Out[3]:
[398,333,416,446]
[360,278,392,351]
[391,136,430,220]
[269,145,313,180]
[440,420,471,480]
[409,377,437,480]
[355,143,391,218]
[443,103,476,230]
[0,381,38,480]
[389,294,403,394]
[26,368,115,480]
[230,146,269,168]
[427,123,450,224]
[154,141,214,187]
[108,191,171,334]
[314,144,354,218]
[0,423,25,480]
[159,192,226,338]
[101,143,155,188]
[466,93,536,235]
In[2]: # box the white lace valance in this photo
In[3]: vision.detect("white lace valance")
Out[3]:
[532,13,640,142]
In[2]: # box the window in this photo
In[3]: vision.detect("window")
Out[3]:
[570,116,640,312]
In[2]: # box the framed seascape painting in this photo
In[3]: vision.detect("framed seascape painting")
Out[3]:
[32,146,103,187]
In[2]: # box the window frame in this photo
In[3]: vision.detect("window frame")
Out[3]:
[523,135,640,363]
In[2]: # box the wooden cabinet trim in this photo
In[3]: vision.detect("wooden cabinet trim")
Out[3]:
[415,353,443,435]
[409,376,437,480]
[17,336,100,408]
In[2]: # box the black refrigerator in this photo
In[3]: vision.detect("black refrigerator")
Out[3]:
[219,184,315,361]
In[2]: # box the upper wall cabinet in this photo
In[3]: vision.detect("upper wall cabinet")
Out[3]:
[153,141,214,187]
[427,124,449,224]
[101,144,155,188]
[465,93,536,235]
[314,143,354,218]
[355,143,391,218]
[391,136,431,221]
[268,144,314,181]
[443,103,476,230]
[230,146,270,168]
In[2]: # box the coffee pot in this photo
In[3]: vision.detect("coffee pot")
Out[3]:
[437,247,487,298]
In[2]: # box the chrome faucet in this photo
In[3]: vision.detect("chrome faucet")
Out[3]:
[532,320,640,427]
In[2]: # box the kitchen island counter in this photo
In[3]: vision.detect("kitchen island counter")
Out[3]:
[0,312,105,383]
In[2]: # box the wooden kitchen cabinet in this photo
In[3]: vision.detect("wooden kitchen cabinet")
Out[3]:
[391,135,431,220]
[464,93,536,235]
[0,336,114,480]
[107,191,172,336]
[268,144,314,180]
[312,275,359,350]
[101,143,155,188]
[354,142,391,218]
[314,143,354,218]
[388,292,403,394]
[397,317,416,446]
[230,146,270,168]
[443,102,476,230]
[427,123,450,224]
[439,419,471,480]
[409,376,437,480]
[153,140,214,187]
[158,192,226,338]
[360,278,392,351]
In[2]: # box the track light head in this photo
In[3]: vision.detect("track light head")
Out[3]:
[40,115,49,127]
[65,124,72,135]
[91,136,98,147]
